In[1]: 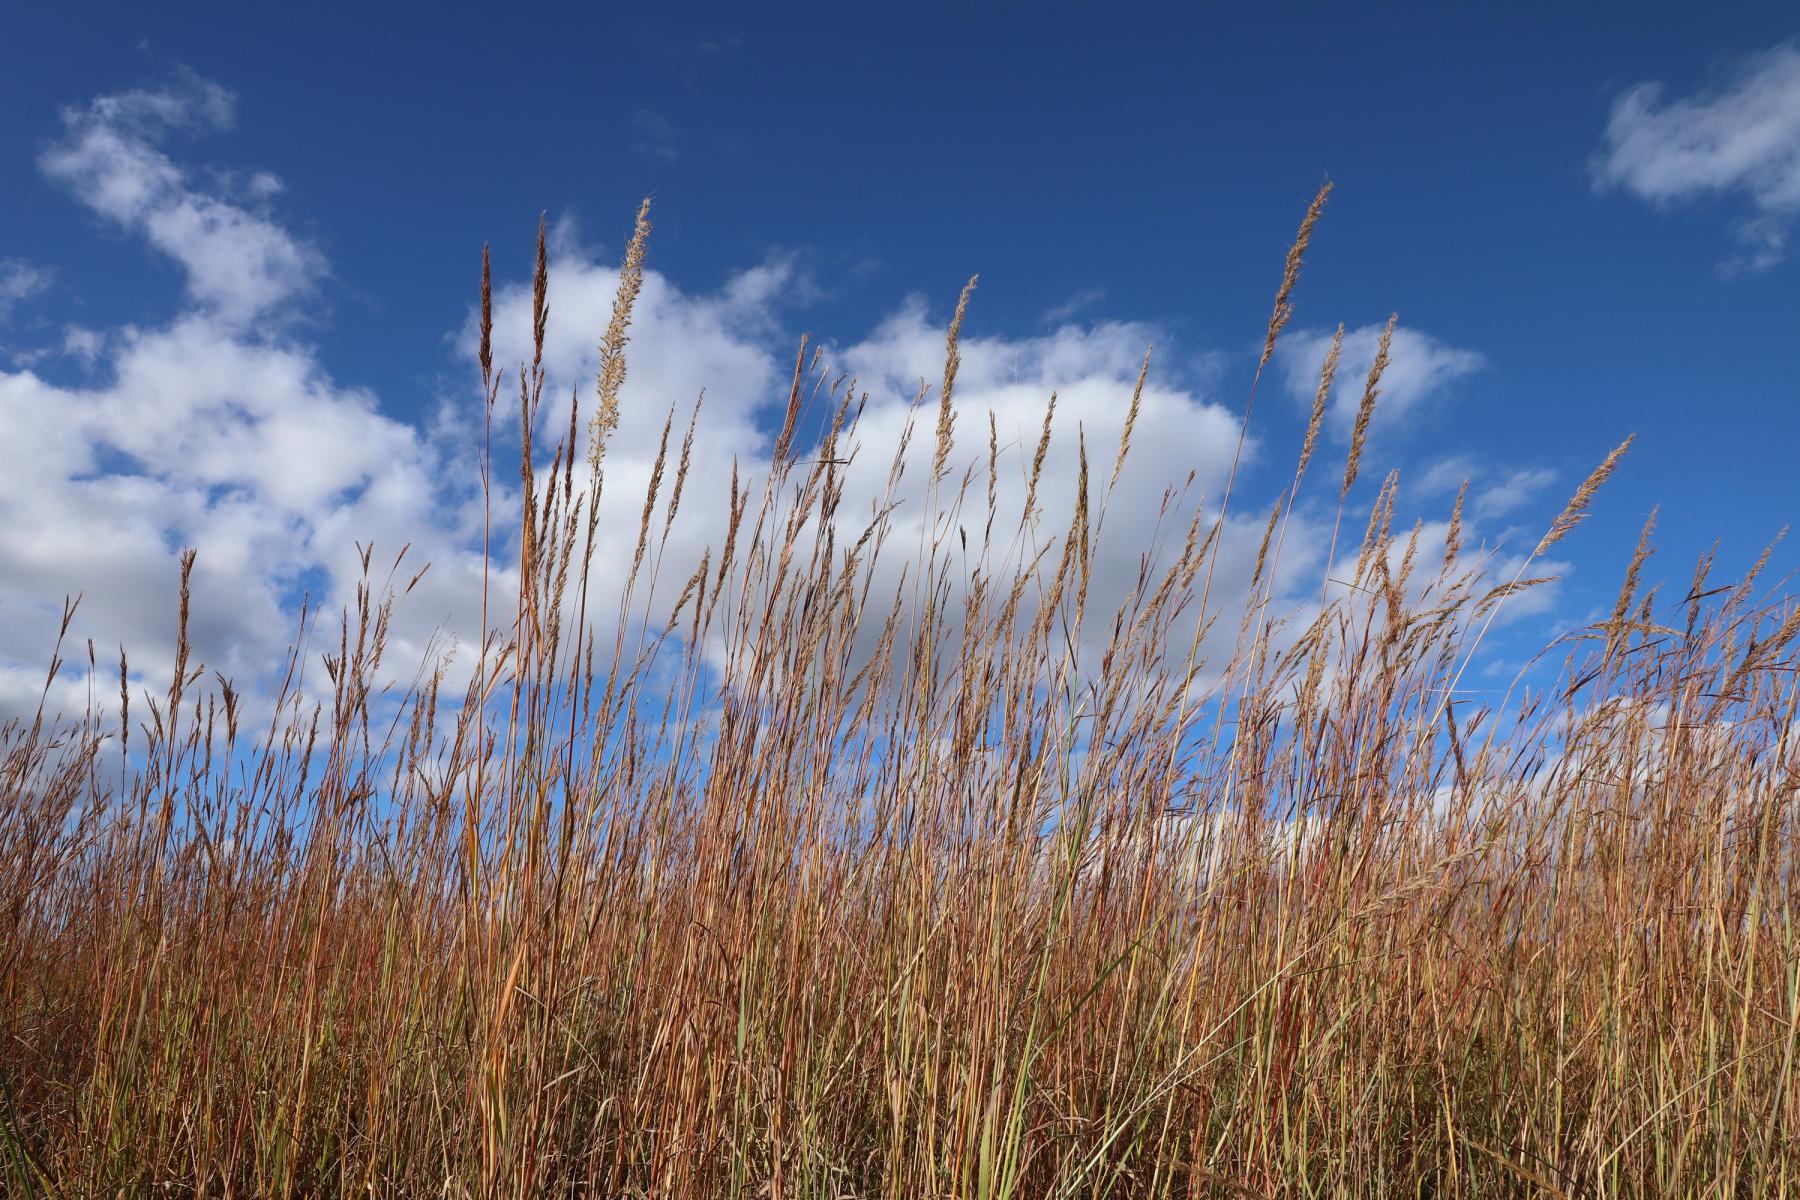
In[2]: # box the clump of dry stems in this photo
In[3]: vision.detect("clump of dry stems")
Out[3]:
[2,195,1797,1200]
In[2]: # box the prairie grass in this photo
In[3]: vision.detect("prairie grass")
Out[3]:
[3,197,1797,1198]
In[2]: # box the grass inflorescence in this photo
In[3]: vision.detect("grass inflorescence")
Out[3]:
[2,197,1797,1198]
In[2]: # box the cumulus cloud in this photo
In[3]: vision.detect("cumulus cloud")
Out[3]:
[475,266,1312,678]
[828,301,1319,669]
[1594,44,1800,271]
[1,76,476,721]
[1277,321,1484,442]
[4,70,1531,728]
[833,302,1249,555]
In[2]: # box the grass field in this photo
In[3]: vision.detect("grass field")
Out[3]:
[4,193,1797,1198]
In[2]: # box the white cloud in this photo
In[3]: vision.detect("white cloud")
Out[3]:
[1,76,481,722]
[826,301,1317,669]
[1277,322,1484,441]
[1416,453,1478,497]
[38,68,324,324]
[1,76,810,725]
[0,260,52,323]
[1594,44,1800,271]
[0,325,474,722]
[475,267,1309,679]
[3,70,1526,731]
[1413,455,1558,524]
[4,73,833,727]
[1473,465,1557,520]
[60,325,106,364]
[833,300,1247,548]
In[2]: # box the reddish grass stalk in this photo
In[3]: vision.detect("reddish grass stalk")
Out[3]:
[2,200,1797,1200]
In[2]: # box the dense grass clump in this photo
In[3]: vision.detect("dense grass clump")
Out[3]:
[4,194,1797,1198]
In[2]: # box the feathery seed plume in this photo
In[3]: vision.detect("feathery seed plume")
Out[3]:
[1295,323,1342,488]
[590,198,653,479]
[933,276,978,485]
[1536,434,1633,556]
[1260,181,1333,375]
[1444,480,1468,570]
[1609,505,1658,636]
[1108,347,1152,495]
[1341,313,1396,500]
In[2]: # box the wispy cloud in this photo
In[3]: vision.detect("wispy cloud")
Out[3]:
[1593,43,1800,272]
[1277,322,1484,440]
[629,108,680,162]
[1041,287,1106,326]
[0,260,52,323]
[1473,465,1557,520]
[38,67,323,324]
[1416,455,1558,524]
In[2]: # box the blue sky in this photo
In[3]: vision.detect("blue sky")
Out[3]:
[1,3,1796,715]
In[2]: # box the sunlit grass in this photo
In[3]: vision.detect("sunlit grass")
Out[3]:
[3,194,1796,1198]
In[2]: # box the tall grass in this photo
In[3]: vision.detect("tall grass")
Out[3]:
[3,196,1797,1198]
